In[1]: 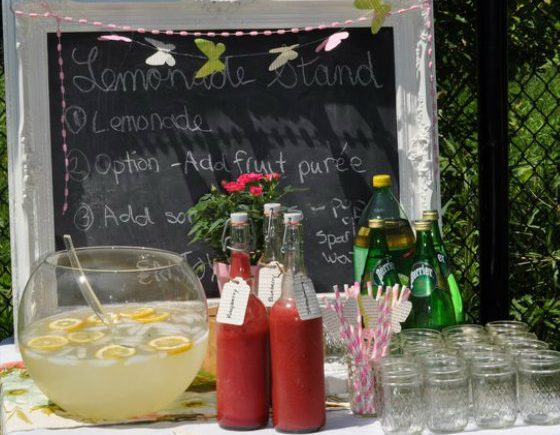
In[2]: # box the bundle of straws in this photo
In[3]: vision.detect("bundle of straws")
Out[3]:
[324,282,412,415]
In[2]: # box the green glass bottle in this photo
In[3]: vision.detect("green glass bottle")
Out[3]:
[353,175,415,284]
[423,210,464,323]
[360,219,401,294]
[404,220,456,330]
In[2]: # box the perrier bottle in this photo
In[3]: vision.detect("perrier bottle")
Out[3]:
[360,219,401,294]
[353,175,415,283]
[423,210,464,323]
[404,220,456,329]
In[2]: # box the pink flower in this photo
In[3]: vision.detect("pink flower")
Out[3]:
[265,172,281,181]
[222,181,245,193]
[249,185,264,197]
[237,173,264,185]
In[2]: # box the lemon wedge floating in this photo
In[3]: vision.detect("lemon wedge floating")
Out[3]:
[149,336,193,354]
[68,330,105,344]
[95,344,136,359]
[48,318,84,332]
[134,311,170,323]
[119,307,155,319]
[87,312,119,325]
[27,335,69,351]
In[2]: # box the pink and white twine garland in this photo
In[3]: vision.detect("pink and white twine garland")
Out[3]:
[55,17,70,215]
[12,2,436,215]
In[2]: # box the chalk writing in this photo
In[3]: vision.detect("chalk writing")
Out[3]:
[72,47,255,93]
[268,52,384,89]
[50,28,399,298]
[104,204,155,227]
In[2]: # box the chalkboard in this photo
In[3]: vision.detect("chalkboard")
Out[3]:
[46,28,399,297]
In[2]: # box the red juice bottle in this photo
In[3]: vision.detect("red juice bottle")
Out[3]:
[217,212,270,430]
[270,212,325,433]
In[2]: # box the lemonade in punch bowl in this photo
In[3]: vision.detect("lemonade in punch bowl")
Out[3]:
[18,245,209,420]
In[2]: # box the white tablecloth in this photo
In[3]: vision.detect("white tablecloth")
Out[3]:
[2,345,560,435]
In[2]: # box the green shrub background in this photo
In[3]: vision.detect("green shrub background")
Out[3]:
[0,1,558,344]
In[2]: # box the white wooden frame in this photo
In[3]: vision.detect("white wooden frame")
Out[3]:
[2,0,440,332]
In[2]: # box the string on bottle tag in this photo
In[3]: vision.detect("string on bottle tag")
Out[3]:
[221,215,257,253]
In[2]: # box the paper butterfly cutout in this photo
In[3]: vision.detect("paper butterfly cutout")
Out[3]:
[145,37,176,66]
[98,35,132,43]
[390,300,412,333]
[354,0,392,35]
[321,306,344,346]
[194,38,226,78]
[360,296,380,327]
[315,32,350,53]
[342,297,359,327]
[268,44,300,72]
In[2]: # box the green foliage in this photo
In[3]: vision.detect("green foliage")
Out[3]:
[436,0,560,347]
[434,0,480,323]
[0,70,11,341]
[187,173,299,266]
[509,55,560,348]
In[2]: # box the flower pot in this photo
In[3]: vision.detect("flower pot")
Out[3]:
[213,261,261,294]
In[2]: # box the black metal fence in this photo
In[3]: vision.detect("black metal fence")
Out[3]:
[0,1,559,343]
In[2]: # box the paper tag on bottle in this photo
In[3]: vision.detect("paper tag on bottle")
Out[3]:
[216,278,251,325]
[293,275,321,320]
[258,262,283,307]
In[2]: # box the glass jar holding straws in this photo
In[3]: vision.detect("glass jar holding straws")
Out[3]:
[324,283,412,418]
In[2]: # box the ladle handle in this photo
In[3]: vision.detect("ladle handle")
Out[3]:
[63,235,110,326]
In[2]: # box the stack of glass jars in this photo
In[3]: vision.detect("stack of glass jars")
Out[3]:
[368,320,560,434]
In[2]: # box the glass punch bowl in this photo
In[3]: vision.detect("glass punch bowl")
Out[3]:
[18,246,208,420]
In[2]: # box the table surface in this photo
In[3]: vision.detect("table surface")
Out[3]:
[1,344,560,435]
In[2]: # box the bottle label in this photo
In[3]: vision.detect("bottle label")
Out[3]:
[374,260,396,285]
[216,278,251,326]
[258,261,283,307]
[410,262,437,295]
[293,275,321,321]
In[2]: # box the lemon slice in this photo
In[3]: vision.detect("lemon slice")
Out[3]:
[87,313,119,325]
[149,336,193,354]
[27,335,69,351]
[119,307,155,319]
[49,318,84,331]
[68,330,105,344]
[95,344,136,359]
[134,311,170,323]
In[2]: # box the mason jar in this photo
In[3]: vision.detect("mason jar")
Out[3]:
[471,352,517,429]
[518,350,560,425]
[379,361,424,435]
[423,354,469,433]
